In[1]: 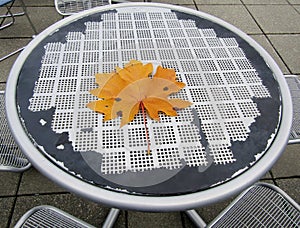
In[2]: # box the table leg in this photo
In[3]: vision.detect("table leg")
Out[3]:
[185,210,207,228]
[102,208,120,228]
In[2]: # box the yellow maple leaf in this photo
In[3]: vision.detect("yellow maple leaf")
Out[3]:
[87,60,192,126]
[87,60,192,153]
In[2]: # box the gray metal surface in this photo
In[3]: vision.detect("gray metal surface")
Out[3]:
[285,75,300,144]
[5,3,293,211]
[15,205,95,228]
[208,182,300,227]
[55,0,112,15]
[0,91,30,171]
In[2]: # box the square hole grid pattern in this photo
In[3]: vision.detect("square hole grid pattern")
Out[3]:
[28,7,271,174]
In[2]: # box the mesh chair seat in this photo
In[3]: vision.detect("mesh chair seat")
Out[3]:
[0,91,31,171]
[208,182,300,227]
[285,75,300,144]
[14,205,95,228]
[55,0,112,15]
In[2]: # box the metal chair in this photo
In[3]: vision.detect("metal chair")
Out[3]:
[0,91,31,171]
[0,0,36,33]
[14,205,95,228]
[54,0,112,16]
[285,75,300,144]
[207,182,300,227]
[186,182,300,227]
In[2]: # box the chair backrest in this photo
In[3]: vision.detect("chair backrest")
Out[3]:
[54,0,112,16]
[14,205,95,227]
[208,182,300,227]
[285,75,300,144]
[0,91,31,171]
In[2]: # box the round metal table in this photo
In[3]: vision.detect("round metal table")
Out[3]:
[6,3,292,212]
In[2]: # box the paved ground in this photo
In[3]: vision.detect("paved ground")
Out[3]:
[0,0,299,227]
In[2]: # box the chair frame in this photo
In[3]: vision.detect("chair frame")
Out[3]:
[14,205,95,227]
[0,90,31,172]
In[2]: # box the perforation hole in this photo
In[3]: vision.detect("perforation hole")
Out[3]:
[153,125,176,145]
[40,65,57,78]
[228,47,245,57]
[223,72,243,84]
[238,101,260,118]
[139,39,155,49]
[120,39,136,49]
[185,28,201,37]
[60,65,79,77]
[173,39,189,48]
[217,59,236,71]
[74,131,98,151]
[169,29,185,37]
[81,64,98,77]
[140,50,156,61]
[209,143,236,164]
[242,71,262,83]
[202,29,216,37]
[135,21,149,29]
[202,123,226,141]
[176,49,194,59]
[29,95,52,111]
[57,79,77,93]
[65,41,81,51]
[101,150,126,174]
[103,30,117,39]
[103,51,118,62]
[78,93,97,109]
[212,48,229,58]
[83,52,99,63]
[230,86,252,100]
[210,87,231,101]
[119,21,134,29]
[158,49,175,60]
[199,60,217,72]
[120,30,135,39]
[235,59,253,70]
[77,111,99,129]
[128,128,148,147]
[52,111,74,132]
[33,80,55,94]
[190,88,210,102]
[216,103,240,119]
[194,48,211,59]
[177,124,200,143]
[103,40,118,50]
[182,145,207,167]
[164,12,177,20]
[62,52,80,64]
[185,73,205,86]
[190,38,206,48]
[181,60,199,72]
[157,147,181,169]
[55,94,75,110]
[250,85,271,98]
[129,150,155,172]
[122,50,137,61]
[194,104,218,120]
[224,121,249,141]
[149,12,163,20]
[204,72,224,86]
[137,30,152,39]
[174,108,194,123]
[151,20,165,28]
[102,128,124,149]
[83,41,99,51]
[206,38,223,47]
[153,29,168,38]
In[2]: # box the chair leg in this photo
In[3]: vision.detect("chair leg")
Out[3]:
[18,0,37,34]
[185,210,207,228]
[102,208,120,228]
[0,5,15,30]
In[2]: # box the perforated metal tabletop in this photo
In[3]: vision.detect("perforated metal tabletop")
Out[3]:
[6,3,292,211]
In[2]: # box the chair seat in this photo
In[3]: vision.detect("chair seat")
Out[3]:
[208,182,300,227]
[0,0,12,7]
[14,205,95,228]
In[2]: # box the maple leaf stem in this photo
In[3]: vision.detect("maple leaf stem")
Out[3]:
[140,102,151,155]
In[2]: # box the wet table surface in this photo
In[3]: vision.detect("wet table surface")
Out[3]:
[6,3,292,211]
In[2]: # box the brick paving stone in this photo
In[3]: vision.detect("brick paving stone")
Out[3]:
[247,5,300,34]
[128,211,182,228]
[18,168,66,195]
[0,172,20,196]
[196,5,262,34]
[0,197,14,228]
[276,178,300,204]
[268,34,300,74]
[272,144,300,178]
